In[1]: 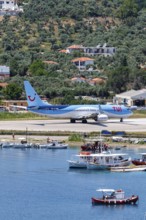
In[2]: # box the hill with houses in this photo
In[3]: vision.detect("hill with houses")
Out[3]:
[0,0,146,103]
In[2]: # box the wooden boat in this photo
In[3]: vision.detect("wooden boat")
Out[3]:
[92,189,139,205]
[110,165,146,172]
[132,153,146,166]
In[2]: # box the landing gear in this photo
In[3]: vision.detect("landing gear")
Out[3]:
[120,118,123,122]
[82,119,87,123]
[70,119,87,123]
[70,119,76,123]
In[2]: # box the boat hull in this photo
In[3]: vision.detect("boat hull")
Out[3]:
[67,160,87,168]
[47,145,68,149]
[39,143,68,149]
[132,160,146,166]
[110,165,146,172]
[87,163,108,170]
[92,196,139,205]
[87,160,131,170]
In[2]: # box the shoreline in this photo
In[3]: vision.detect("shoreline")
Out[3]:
[0,134,146,149]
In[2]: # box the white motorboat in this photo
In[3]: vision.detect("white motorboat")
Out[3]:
[13,143,33,149]
[86,153,131,170]
[67,152,131,169]
[2,142,14,148]
[39,140,68,149]
[67,151,130,169]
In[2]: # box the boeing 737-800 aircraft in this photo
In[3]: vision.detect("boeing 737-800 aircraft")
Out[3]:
[22,81,133,123]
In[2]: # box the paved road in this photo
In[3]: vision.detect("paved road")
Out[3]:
[0,118,146,133]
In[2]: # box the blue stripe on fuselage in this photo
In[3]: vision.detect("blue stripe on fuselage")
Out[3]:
[27,104,132,116]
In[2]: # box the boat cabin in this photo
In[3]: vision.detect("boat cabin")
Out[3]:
[80,152,130,166]
[114,190,125,199]
[97,189,125,200]
[141,153,146,161]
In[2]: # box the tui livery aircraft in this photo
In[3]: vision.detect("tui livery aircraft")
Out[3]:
[23,81,133,123]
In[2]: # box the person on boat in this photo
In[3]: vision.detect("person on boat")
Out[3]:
[94,158,97,163]
[83,132,87,138]
[12,133,15,140]
[47,137,51,143]
[118,156,123,160]
[110,192,116,198]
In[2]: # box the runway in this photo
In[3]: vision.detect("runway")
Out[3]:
[0,118,146,133]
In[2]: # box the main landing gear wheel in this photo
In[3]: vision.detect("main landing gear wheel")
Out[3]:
[70,119,76,123]
[120,118,123,122]
[82,119,87,123]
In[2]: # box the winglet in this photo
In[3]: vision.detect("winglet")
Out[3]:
[24,81,50,107]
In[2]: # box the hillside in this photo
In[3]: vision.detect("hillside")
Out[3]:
[0,0,146,102]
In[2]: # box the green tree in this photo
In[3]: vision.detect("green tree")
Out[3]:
[107,66,130,93]
[118,0,138,19]
[28,60,47,76]
[3,83,22,100]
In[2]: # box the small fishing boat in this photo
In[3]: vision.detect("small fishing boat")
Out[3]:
[2,142,14,148]
[81,140,108,153]
[92,189,139,205]
[13,143,32,149]
[132,153,146,166]
[40,140,68,149]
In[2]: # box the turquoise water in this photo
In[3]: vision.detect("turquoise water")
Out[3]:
[0,147,145,220]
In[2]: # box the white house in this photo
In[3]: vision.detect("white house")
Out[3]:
[0,0,23,13]
[64,43,116,56]
[71,57,94,70]
[83,43,116,56]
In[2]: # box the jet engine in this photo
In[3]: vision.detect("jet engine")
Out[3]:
[94,114,108,122]
[128,105,137,111]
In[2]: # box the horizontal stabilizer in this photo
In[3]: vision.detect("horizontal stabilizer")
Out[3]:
[9,105,27,110]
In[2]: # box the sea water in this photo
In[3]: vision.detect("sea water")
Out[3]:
[0,147,145,220]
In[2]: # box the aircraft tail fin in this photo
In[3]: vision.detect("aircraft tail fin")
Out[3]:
[24,81,50,107]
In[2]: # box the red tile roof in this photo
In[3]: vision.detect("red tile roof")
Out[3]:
[67,45,83,49]
[59,49,68,53]
[71,77,86,81]
[71,57,94,62]
[92,78,106,84]
[0,82,8,88]
[43,61,58,65]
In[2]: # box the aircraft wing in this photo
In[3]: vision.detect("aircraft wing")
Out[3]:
[9,105,27,110]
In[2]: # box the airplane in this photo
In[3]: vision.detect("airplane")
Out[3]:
[20,80,134,123]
